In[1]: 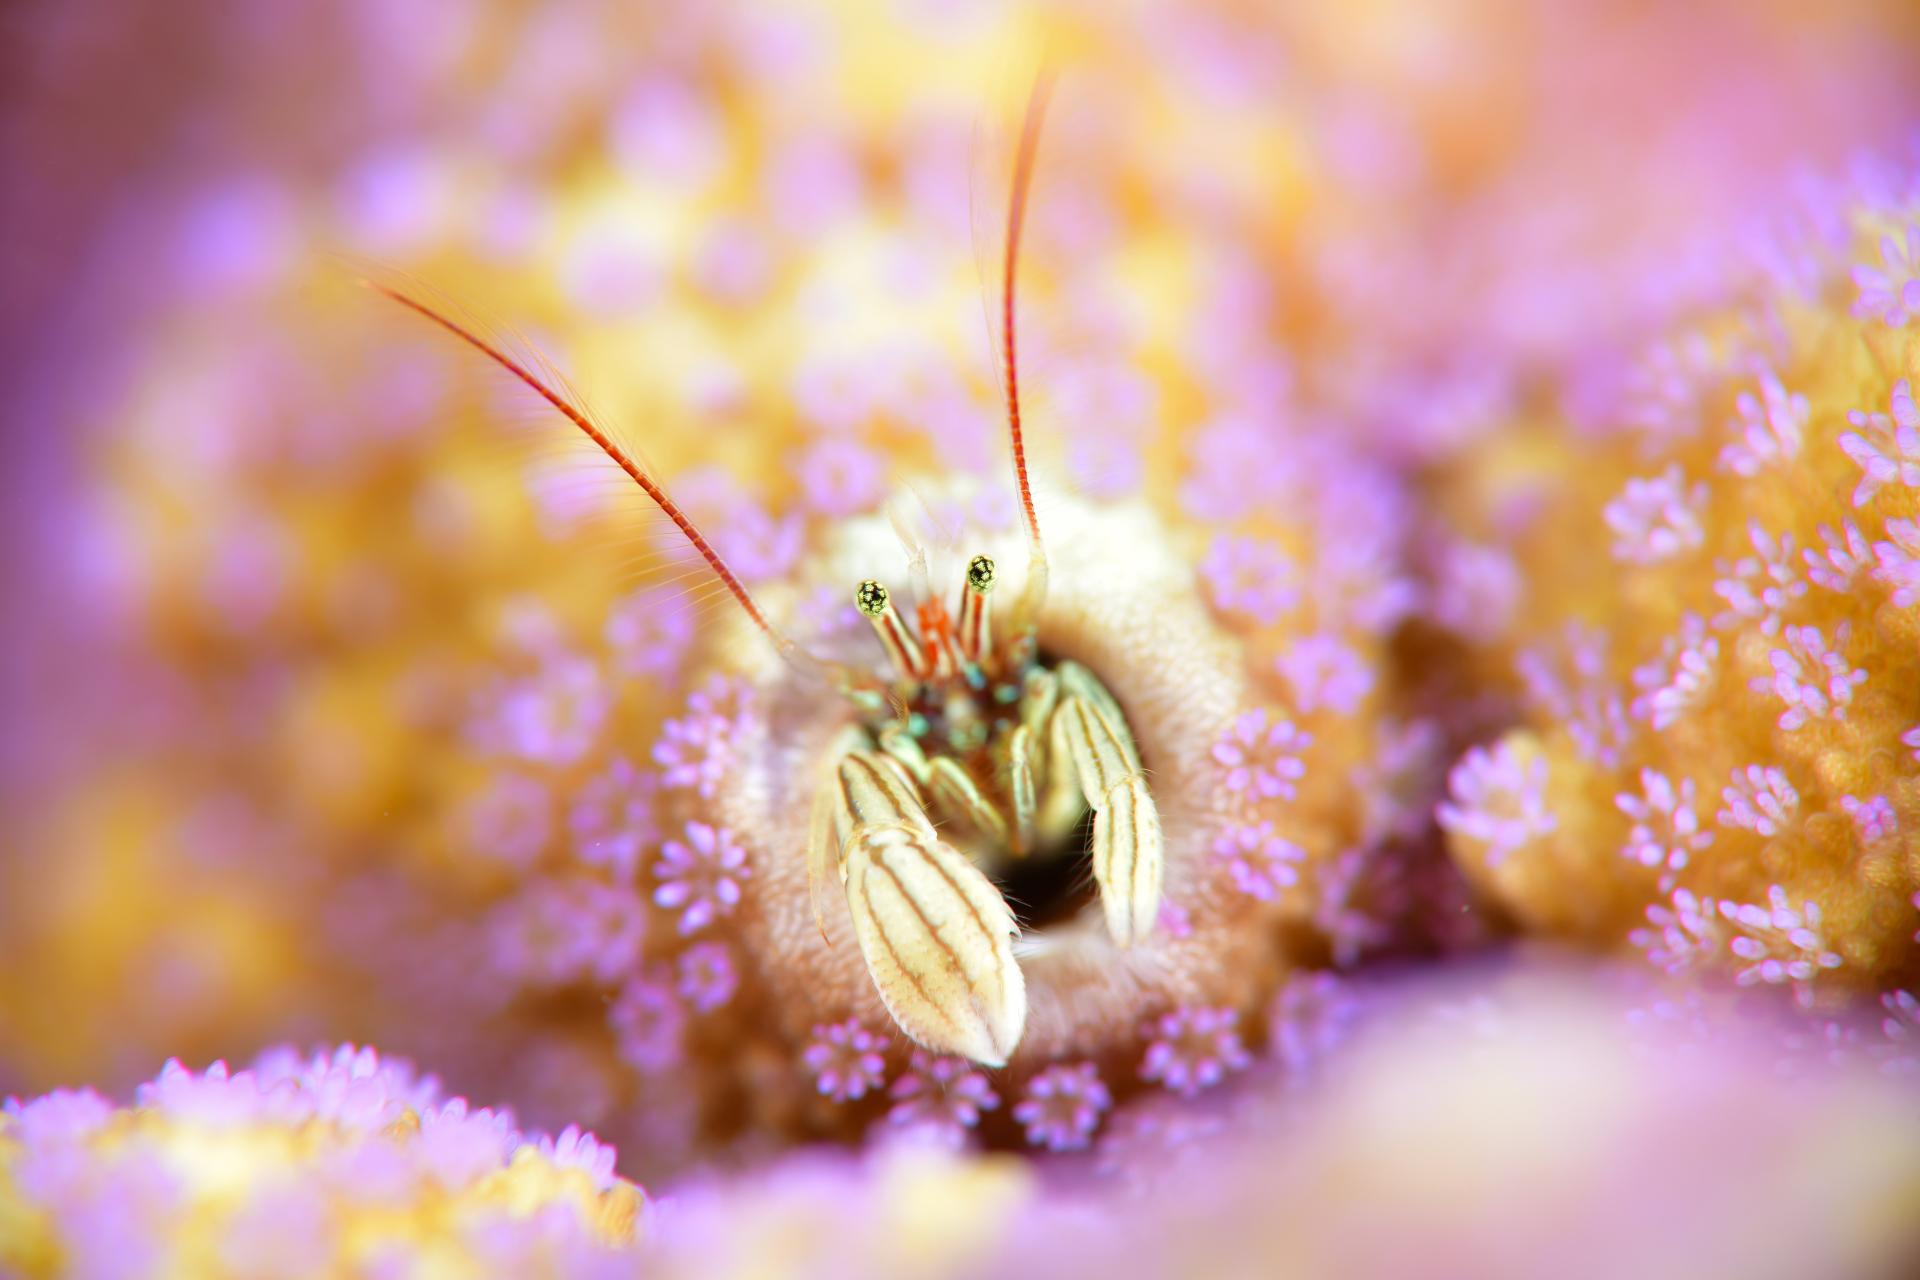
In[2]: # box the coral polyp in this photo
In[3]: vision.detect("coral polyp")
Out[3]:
[0,1046,643,1276]
[1434,161,1920,1005]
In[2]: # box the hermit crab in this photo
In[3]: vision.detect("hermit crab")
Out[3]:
[370,80,1162,1067]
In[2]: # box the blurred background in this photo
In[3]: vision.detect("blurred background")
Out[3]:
[4,0,1920,1191]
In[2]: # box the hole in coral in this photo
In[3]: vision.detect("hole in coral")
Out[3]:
[995,806,1101,932]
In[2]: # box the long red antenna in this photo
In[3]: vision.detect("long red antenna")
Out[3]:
[1002,71,1055,622]
[1002,75,1054,550]
[365,280,800,661]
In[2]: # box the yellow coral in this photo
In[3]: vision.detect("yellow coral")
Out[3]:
[0,1051,642,1280]
[1436,186,1920,1000]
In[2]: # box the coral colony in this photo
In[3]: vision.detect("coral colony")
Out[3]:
[6,1,1920,1275]
[1434,144,1920,1010]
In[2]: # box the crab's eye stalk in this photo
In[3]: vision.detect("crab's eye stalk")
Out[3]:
[958,554,996,666]
[855,579,926,682]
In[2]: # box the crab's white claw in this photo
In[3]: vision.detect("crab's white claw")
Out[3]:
[1090,775,1162,946]
[834,752,1027,1065]
[1056,696,1163,947]
[835,751,934,839]
[842,823,1027,1066]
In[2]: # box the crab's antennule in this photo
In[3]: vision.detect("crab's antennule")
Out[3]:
[886,502,936,605]
[362,278,846,684]
[1001,70,1056,631]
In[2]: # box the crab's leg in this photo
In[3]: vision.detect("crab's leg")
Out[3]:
[1006,724,1039,855]
[1052,695,1163,947]
[1005,667,1062,855]
[1057,660,1141,771]
[1020,667,1060,737]
[926,757,1011,846]
[876,723,932,786]
[863,736,1005,850]
[833,751,1027,1066]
